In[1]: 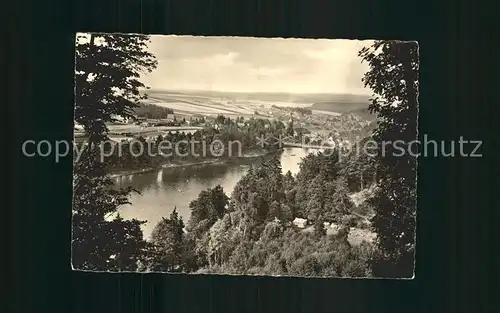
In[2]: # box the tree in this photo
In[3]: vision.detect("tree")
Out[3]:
[335,226,351,248]
[187,185,229,234]
[227,240,252,274]
[207,215,236,267]
[105,213,148,271]
[74,33,157,142]
[268,201,283,221]
[215,114,226,125]
[155,134,164,147]
[329,176,354,215]
[305,176,327,221]
[262,155,284,203]
[286,116,294,137]
[147,208,185,272]
[339,136,379,192]
[134,102,173,119]
[72,33,157,271]
[313,216,327,238]
[283,170,295,191]
[359,40,418,277]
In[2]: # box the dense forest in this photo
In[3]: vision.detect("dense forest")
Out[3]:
[140,149,381,276]
[134,102,174,119]
[72,35,418,278]
[85,115,287,172]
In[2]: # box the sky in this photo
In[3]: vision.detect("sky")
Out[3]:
[140,35,374,95]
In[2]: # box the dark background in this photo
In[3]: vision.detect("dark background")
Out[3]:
[7,0,496,312]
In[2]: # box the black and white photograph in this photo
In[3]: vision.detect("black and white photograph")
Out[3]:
[71,34,418,278]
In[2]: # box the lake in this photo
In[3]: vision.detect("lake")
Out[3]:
[114,147,315,238]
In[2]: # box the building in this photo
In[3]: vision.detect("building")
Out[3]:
[293,218,308,228]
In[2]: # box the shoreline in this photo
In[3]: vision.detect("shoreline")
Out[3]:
[109,159,222,178]
[108,149,280,178]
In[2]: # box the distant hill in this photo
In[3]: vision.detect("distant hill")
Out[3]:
[146,89,372,104]
[311,94,371,113]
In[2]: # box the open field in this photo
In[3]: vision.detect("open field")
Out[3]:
[141,90,370,121]
[146,93,256,117]
[146,89,369,104]
[107,124,203,134]
[73,90,372,143]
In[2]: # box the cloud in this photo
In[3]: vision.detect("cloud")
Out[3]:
[141,36,373,94]
[303,49,331,60]
[251,67,287,77]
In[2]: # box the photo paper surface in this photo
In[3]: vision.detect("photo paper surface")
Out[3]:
[72,34,418,278]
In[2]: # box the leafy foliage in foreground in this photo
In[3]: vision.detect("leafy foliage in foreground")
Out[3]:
[72,33,157,271]
[359,40,418,278]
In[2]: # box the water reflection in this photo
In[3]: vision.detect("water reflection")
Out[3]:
[156,169,163,183]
